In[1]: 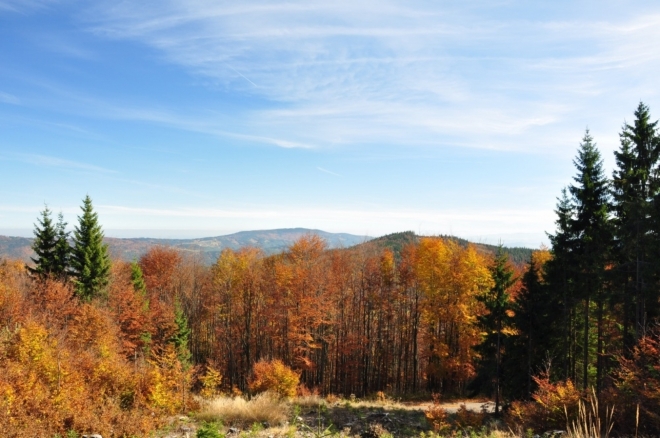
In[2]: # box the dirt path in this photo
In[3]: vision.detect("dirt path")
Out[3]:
[442,400,495,413]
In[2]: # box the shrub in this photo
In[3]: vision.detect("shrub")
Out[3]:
[612,326,660,435]
[425,395,451,434]
[196,421,224,438]
[248,359,299,398]
[506,372,581,432]
[454,404,485,429]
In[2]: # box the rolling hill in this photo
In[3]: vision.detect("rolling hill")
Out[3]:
[358,231,534,265]
[0,229,534,266]
[0,228,371,265]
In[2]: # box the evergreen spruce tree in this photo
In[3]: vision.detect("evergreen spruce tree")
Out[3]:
[30,205,59,278]
[568,130,612,390]
[172,301,192,367]
[474,246,516,414]
[612,102,660,343]
[504,248,559,401]
[71,195,111,299]
[546,188,578,382]
[53,212,71,279]
[130,260,147,296]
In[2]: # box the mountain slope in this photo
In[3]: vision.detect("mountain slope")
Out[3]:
[0,235,34,262]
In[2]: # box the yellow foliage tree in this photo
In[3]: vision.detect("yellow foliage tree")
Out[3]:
[415,238,493,393]
[200,365,223,399]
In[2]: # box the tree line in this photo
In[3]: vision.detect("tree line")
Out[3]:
[500,102,660,395]
[28,197,517,399]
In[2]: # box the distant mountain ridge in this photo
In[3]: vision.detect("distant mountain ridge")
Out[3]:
[0,228,371,265]
[0,228,534,265]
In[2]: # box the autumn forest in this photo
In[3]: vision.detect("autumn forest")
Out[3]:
[3,103,660,437]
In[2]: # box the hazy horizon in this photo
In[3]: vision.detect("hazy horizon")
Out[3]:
[0,226,545,248]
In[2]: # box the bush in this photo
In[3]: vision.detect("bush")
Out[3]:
[506,372,581,432]
[425,395,451,434]
[196,421,224,438]
[248,359,299,398]
[454,404,485,429]
[612,326,660,435]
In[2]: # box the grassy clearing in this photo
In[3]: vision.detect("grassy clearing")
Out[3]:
[175,394,520,437]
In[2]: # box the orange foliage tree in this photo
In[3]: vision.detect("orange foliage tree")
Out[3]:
[248,359,300,398]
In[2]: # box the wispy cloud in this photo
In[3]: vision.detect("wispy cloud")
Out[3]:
[5,1,660,158]
[67,1,660,155]
[0,91,20,104]
[317,167,341,177]
[34,34,96,60]
[0,0,56,13]
[13,153,116,173]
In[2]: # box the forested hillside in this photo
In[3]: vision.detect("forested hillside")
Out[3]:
[363,231,533,265]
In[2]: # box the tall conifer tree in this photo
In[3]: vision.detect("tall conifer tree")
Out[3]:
[568,130,612,390]
[53,212,71,279]
[30,207,71,279]
[30,205,58,278]
[71,195,111,299]
[546,188,578,381]
[474,246,516,413]
[504,249,557,401]
[612,102,660,343]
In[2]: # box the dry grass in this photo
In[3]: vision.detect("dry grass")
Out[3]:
[566,389,615,438]
[197,392,290,427]
[293,394,327,408]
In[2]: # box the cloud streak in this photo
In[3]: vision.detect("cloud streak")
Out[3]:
[12,153,116,174]
[0,91,20,104]
[317,167,341,177]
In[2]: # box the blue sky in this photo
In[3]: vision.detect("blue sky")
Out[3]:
[2,0,660,246]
